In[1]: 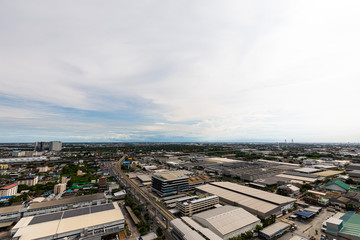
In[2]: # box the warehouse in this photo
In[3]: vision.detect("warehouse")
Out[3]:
[325,211,360,240]
[259,222,290,239]
[11,202,125,240]
[192,205,261,240]
[0,193,106,222]
[170,218,206,240]
[196,182,296,218]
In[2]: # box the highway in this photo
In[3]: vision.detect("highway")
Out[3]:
[110,156,176,223]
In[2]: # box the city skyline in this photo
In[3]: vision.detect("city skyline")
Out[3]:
[1,1,360,143]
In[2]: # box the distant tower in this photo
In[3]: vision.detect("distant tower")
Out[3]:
[292,139,294,144]
[285,139,287,144]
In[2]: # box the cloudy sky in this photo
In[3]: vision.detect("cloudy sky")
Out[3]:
[1,1,360,143]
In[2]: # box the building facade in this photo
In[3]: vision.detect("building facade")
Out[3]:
[152,172,189,197]
[54,183,66,194]
[0,184,18,197]
[17,176,38,186]
[177,195,219,216]
[34,141,62,151]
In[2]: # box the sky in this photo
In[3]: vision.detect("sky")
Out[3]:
[1,1,360,143]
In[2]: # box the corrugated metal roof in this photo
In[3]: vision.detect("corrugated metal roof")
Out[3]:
[181,217,222,240]
[260,222,290,236]
[193,205,260,236]
[212,182,295,205]
[196,184,279,215]
[170,218,205,240]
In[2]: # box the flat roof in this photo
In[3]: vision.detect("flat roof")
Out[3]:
[260,222,290,236]
[316,170,343,177]
[28,193,105,210]
[193,205,260,236]
[294,168,319,173]
[137,174,152,182]
[0,205,23,215]
[13,202,124,240]
[276,174,318,183]
[153,172,188,180]
[327,217,343,225]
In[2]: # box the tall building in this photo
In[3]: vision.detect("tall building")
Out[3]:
[34,141,62,151]
[54,183,66,194]
[99,176,107,190]
[0,184,18,197]
[152,172,189,197]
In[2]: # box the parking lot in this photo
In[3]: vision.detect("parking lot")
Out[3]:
[278,208,340,240]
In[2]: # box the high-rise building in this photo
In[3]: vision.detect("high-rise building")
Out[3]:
[34,141,62,151]
[152,172,189,197]
[54,183,67,194]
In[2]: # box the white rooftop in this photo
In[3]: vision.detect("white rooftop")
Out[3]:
[294,167,319,173]
[193,205,260,236]
[326,217,343,225]
[260,222,290,236]
[12,203,124,240]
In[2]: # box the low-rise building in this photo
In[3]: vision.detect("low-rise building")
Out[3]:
[0,193,107,222]
[324,181,350,193]
[177,195,219,216]
[188,176,213,190]
[17,176,38,186]
[324,211,360,240]
[11,202,124,240]
[38,166,49,173]
[0,184,18,197]
[259,222,291,240]
[196,182,296,218]
[192,205,261,240]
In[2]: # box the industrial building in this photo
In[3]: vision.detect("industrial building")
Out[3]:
[0,156,47,163]
[0,193,107,222]
[259,222,290,239]
[196,182,296,218]
[11,202,124,240]
[137,174,152,185]
[176,195,219,216]
[324,181,350,193]
[170,218,206,240]
[192,205,261,240]
[152,172,189,197]
[348,170,360,178]
[325,211,360,240]
[0,184,18,197]
[188,176,213,190]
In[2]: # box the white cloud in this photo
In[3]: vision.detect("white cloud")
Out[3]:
[1,0,360,142]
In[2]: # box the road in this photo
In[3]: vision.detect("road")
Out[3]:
[109,156,176,223]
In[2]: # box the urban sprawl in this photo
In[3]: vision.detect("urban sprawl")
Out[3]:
[0,142,360,240]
